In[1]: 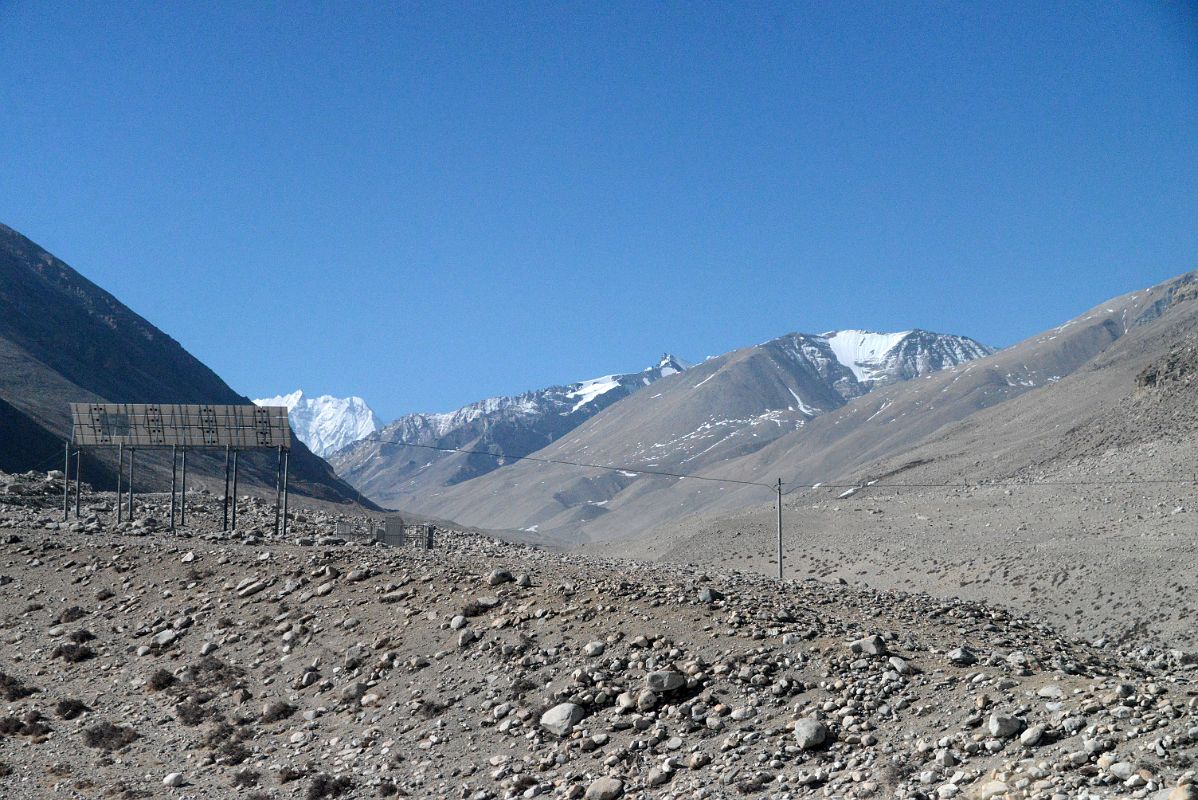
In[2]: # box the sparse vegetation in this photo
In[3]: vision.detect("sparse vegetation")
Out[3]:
[277,766,308,784]
[55,606,86,624]
[261,701,296,723]
[306,773,353,800]
[52,642,96,663]
[55,699,90,719]
[0,711,51,738]
[82,722,139,751]
[174,700,210,726]
[231,768,260,787]
[0,670,39,700]
[50,641,95,665]
[146,669,177,691]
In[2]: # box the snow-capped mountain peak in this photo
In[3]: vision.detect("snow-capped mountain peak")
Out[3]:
[253,391,382,458]
[819,329,993,386]
[257,389,305,412]
[331,353,689,490]
[822,330,914,382]
[657,353,690,375]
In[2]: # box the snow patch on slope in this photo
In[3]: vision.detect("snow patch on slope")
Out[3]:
[823,330,914,382]
[566,376,622,412]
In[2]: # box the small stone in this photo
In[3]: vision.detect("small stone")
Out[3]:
[539,702,585,736]
[947,647,977,665]
[979,780,1009,800]
[645,670,685,692]
[988,713,1024,738]
[1169,785,1198,800]
[1020,724,1046,746]
[698,587,724,603]
[163,773,184,788]
[584,641,606,657]
[584,777,624,800]
[794,718,828,750]
[850,634,889,656]
[1108,762,1137,781]
[487,569,514,586]
[153,629,178,647]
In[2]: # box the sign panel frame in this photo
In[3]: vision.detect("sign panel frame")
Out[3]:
[70,403,292,449]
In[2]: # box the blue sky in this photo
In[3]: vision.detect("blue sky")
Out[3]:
[1,2,1195,420]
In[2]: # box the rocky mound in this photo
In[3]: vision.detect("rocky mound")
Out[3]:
[0,488,1196,799]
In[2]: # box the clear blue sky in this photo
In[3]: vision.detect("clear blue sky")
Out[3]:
[1,2,1195,420]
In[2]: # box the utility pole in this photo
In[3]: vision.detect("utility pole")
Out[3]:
[776,478,784,581]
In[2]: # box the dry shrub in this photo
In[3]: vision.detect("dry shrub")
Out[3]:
[51,643,95,663]
[55,606,86,624]
[261,701,296,723]
[277,766,308,784]
[55,699,90,720]
[82,722,139,751]
[231,768,260,787]
[306,773,354,800]
[0,671,38,701]
[147,669,177,691]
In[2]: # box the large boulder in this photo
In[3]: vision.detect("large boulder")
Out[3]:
[794,718,829,750]
[540,702,586,736]
[645,670,685,692]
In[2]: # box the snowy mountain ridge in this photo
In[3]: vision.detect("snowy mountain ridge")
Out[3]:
[819,329,994,387]
[330,354,690,490]
[254,390,382,458]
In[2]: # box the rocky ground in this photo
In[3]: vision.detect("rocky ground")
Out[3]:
[0,471,1197,800]
[630,479,1198,654]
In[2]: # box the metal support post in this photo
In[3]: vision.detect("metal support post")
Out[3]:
[230,449,239,530]
[776,478,784,581]
[74,448,81,518]
[180,448,188,527]
[127,449,135,521]
[63,441,70,521]
[274,445,283,536]
[116,443,124,524]
[170,444,177,531]
[222,445,231,531]
[281,448,290,538]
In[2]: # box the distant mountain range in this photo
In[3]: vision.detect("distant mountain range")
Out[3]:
[374,271,1194,546]
[254,390,381,457]
[330,355,692,503]
[331,330,992,518]
[0,222,363,504]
